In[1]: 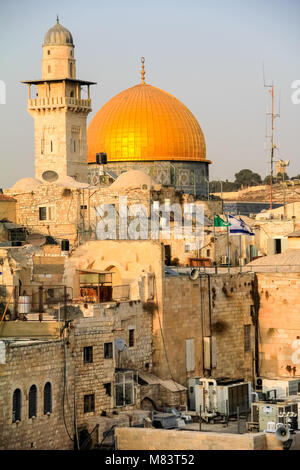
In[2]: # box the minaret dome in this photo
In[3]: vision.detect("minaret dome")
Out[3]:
[42,17,76,79]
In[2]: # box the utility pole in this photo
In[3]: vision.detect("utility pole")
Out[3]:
[263,64,280,211]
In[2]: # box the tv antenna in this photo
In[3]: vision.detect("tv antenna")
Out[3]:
[263,62,280,210]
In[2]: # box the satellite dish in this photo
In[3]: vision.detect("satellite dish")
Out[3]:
[190,268,200,281]
[114,338,126,352]
[27,233,46,247]
[42,170,59,182]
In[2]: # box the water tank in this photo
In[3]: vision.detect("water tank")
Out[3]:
[61,239,69,252]
[18,296,30,314]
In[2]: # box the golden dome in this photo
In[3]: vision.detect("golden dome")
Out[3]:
[87,76,208,163]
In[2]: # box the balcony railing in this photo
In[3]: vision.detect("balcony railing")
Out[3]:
[0,284,73,321]
[27,96,91,109]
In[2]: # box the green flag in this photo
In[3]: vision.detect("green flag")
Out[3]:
[214,214,231,227]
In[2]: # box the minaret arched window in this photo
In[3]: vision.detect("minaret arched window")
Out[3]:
[28,385,37,419]
[44,382,52,414]
[48,65,51,73]
[12,388,21,422]
[50,140,53,152]
[70,63,73,78]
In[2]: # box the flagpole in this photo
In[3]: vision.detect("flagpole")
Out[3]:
[226,213,230,273]
[213,213,216,266]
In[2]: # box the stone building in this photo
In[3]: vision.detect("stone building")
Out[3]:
[22,18,96,183]
[248,250,300,379]
[64,240,257,389]
[87,58,211,197]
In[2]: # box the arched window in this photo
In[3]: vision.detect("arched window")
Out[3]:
[44,382,52,414]
[28,385,37,419]
[50,140,53,152]
[12,389,21,422]
[48,65,51,73]
[70,63,73,78]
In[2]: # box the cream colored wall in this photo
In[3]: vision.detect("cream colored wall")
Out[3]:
[288,237,300,249]
[115,427,281,450]
[257,272,300,378]
[64,239,164,303]
[0,201,16,223]
[42,44,76,79]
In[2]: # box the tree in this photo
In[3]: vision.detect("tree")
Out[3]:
[263,175,276,185]
[234,169,262,188]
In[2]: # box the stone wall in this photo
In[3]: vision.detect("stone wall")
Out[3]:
[256,272,300,378]
[115,427,282,450]
[152,272,255,386]
[0,339,74,450]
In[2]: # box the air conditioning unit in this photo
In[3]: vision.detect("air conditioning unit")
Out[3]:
[190,377,252,419]
[262,378,300,398]
[221,256,229,265]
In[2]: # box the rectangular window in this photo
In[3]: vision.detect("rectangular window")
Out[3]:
[244,325,251,353]
[39,207,47,221]
[115,371,134,407]
[104,383,111,397]
[104,342,113,359]
[83,346,93,363]
[129,329,135,348]
[84,394,95,413]
[39,206,55,222]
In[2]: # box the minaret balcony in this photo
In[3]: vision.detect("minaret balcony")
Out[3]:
[27,96,91,111]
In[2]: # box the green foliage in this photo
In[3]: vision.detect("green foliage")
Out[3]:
[234,169,262,187]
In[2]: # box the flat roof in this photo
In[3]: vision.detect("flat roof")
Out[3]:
[21,78,97,85]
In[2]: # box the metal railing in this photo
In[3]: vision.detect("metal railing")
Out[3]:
[165,264,300,275]
[0,285,73,320]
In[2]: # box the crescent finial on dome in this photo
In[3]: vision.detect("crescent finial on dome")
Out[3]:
[140,57,145,84]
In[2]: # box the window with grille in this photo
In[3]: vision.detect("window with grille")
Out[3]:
[28,385,37,419]
[104,342,113,359]
[244,325,251,352]
[115,371,134,407]
[129,329,135,348]
[44,382,52,414]
[83,346,93,363]
[12,389,21,422]
[84,394,95,413]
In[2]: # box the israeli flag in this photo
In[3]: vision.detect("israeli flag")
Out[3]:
[228,215,255,236]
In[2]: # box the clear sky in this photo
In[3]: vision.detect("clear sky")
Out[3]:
[0,0,299,188]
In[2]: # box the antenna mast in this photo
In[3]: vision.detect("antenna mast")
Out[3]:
[263,63,280,210]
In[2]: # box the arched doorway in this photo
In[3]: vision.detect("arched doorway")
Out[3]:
[105,265,122,287]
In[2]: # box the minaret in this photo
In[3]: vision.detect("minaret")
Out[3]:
[22,18,96,182]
